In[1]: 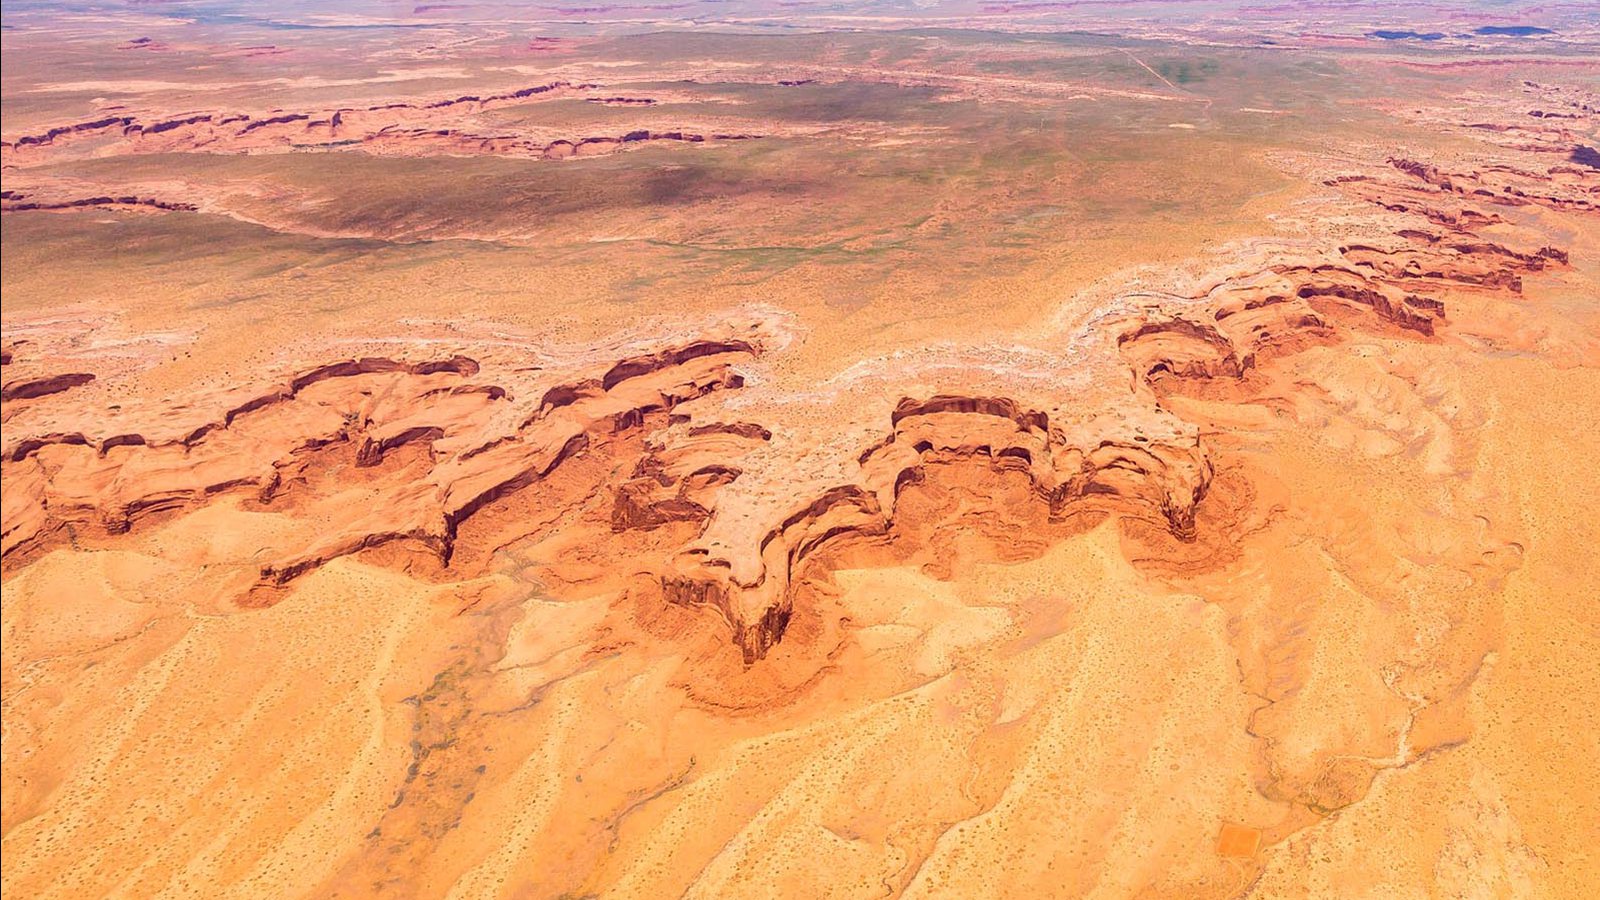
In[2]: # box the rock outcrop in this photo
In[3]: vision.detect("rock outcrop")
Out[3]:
[6,184,1563,661]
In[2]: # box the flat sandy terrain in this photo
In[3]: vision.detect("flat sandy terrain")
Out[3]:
[3,0,1598,896]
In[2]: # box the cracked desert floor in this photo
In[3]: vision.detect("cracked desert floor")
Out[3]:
[2,0,1598,896]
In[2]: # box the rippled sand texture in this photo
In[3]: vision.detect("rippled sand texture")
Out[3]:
[3,1,1599,897]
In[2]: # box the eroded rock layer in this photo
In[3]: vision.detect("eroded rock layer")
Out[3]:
[0,82,763,167]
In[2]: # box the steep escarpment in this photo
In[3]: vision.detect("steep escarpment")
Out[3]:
[555,179,1572,665]
[1,82,587,158]
[1116,163,1574,397]
[0,81,761,168]
[639,389,1214,661]
[1385,155,1597,215]
[0,336,761,582]
[0,191,198,213]
[666,101,1587,668]
[1,164,1573,663]
[1,371,96,403]
[1110,244,1557,391]
[0,312,1216,666]
[349,127,758,161]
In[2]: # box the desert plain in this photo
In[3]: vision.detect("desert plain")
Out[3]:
[2,0,1598,896]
